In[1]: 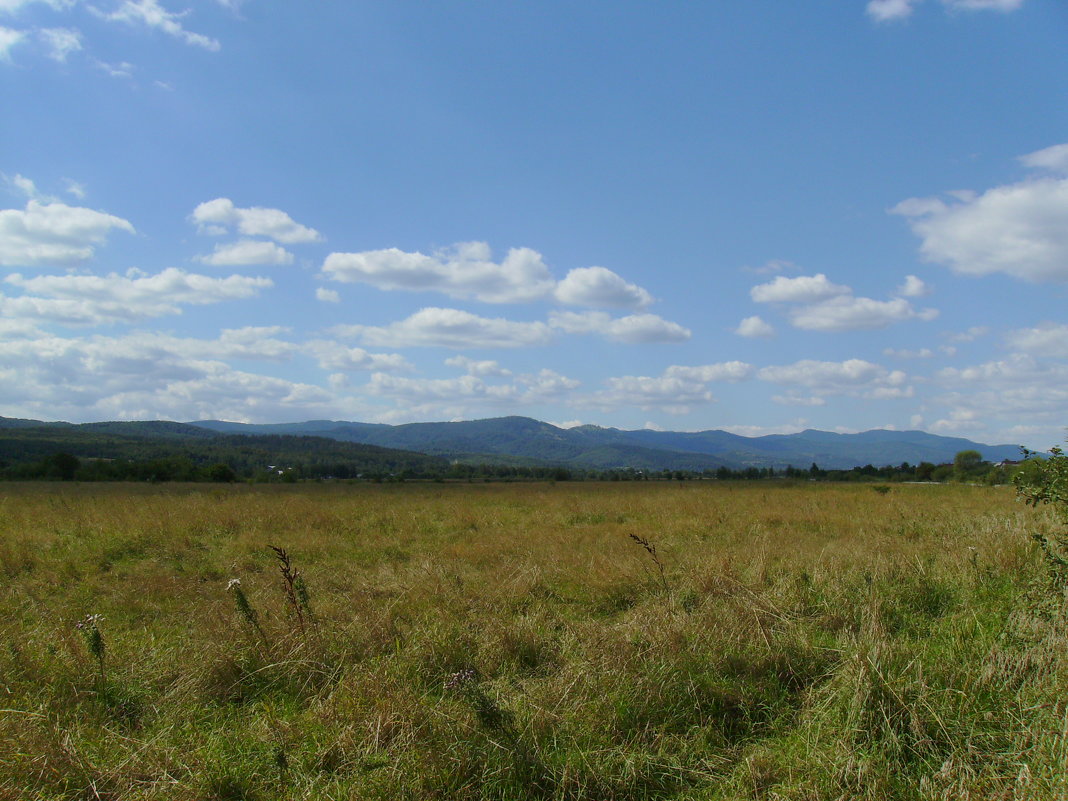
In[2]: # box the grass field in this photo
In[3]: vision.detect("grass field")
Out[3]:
[1,480,1066,800]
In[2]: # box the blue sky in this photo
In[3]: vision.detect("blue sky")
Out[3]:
[2,0,1068,449]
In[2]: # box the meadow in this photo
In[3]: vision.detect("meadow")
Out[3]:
[1,480,1065,800]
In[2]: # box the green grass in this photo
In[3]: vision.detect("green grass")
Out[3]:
[0,481,1065,799]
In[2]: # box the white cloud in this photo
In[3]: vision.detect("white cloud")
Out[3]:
[788,295,938,332]
[772,394,827,407]
[947,325,988,343]
[734,315,774,338]
[896,274,930,297]
[6,173,41,199]
[883,347,935,359]
[867,0,920,21]
[0,331,336,423]
[550,419,584,429]
[365,368,577,410]
[581,361,752,414]
[750,273,850,303]
[0,25,23,59]
[0,199,134,266]
[750,271,938,332]
[333,307,553,349]
[39,27,80,61]
[742,259,801,276]
[304,340,411,373]
[3,267,271,324]
[196,239,294,266]
[0,0,75,11]
[720,422,810,437]
[127,327,297,362]
[101,0,220,52]
[553,265,653,309]
[592,374,716,414]
[315,287,340,303]
[322,241,556,304]
[445,355,512,377]
[94,59,133,78]
[548,310,690,343]
[663,362,754,382]
[1005,322,1068,357]
[323,241,659,310]
[867,0,1025,21]
[191,198,321,244]
[1019,143,1068,174]
[893,168,1068,282]
[932,352,1068,445]
[64,179,86,199]
[759,359,911,399]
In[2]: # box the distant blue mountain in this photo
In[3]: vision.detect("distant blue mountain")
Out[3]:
[188,416,1023,471]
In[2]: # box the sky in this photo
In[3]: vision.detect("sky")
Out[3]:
[2,0,1068,449]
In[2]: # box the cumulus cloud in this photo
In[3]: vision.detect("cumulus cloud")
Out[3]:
[315,287,340,303]
[751,272,937,332]
[553,265,653,309]
[758,359,912,399]
[0,199,134,267]
[304,340,412,373]
[2,267,271,324]
[332,307,553,349]
[445,355,512,377]
[896,275,930,297]
[0,331,335,423]
[191,198,321,244]
[196,239,294,266]
[322,241,658,310]
[365,368,578,412]
[749,273,937,332]
[322,241,556,304]
[734,315,774,338]
[663,362,754,382]
[581,361,752,415]
[750,273,850,303]
[548,310,690,343]
[788,296,938,332]
[100,0,220,51]
[893,148,1068,282]
[932,352,1068,443]
[1019,143,1068,174]
[129,327,297,362]
[1005,322,1068,357]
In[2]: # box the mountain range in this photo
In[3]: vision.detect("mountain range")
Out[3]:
[0,414,1024,472]
[185,416,1022,471]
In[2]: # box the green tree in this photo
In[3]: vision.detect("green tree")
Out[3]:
[51,452,80,481]
[207,463,238,483]
[954,449,984,480]
[1014,444,1068,578]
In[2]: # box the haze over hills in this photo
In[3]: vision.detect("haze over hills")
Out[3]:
[187,416,1022,471]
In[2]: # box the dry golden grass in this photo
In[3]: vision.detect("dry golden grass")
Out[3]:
[0,480,1065,800]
